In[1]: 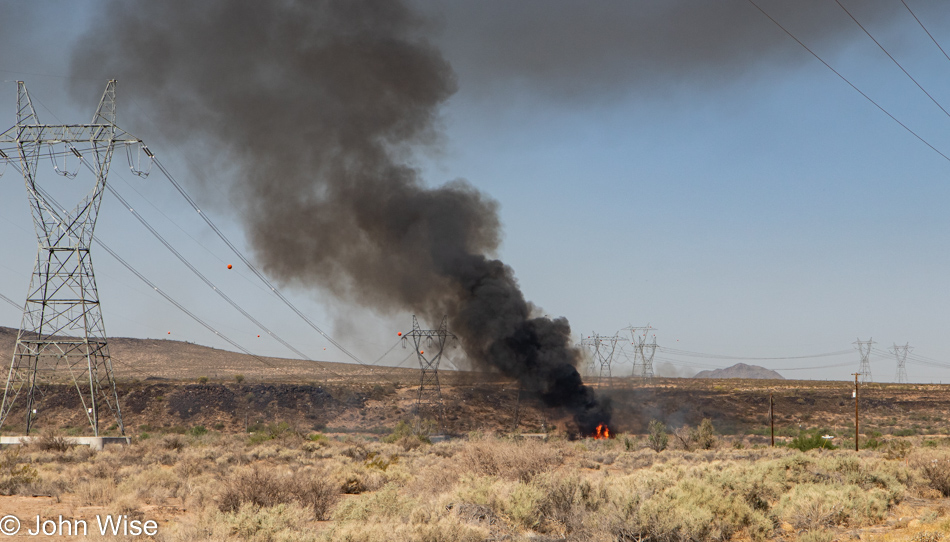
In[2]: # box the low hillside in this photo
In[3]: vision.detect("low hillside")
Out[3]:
[694,362,785,380]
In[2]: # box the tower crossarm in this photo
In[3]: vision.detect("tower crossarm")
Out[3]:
[0,125,140,145]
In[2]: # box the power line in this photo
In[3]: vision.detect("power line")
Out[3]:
[150,156,373,368]
[93,237,277,369]
[899,0,950,66]
[745,0,950,164]
[833,0,950,121]
[0,107,401,383]
[100,175,313,362]
[657,346,853,360]
[0,292,19,311]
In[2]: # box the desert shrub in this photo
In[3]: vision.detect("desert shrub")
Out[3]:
[529,473,608,535]
[220,466,339,520]
[504,482,546,529]
[118,466,181,505]
[395,435,422,451]
[692,418,718,450]
[75,478,117,505]
[197,376,208,384]
[459,438,563,483]
[799,530,835,542]
[382,420,428,447]
[636,474,772,542]
[189,425,208,437]
[647,420,668,452]
[885,439,913,460]
[32,428,73,452]
[912,452,950,497]
[671,426,694,451]
[787,432,836,452]
[0,448,37,495]
[225,503,318,542]
[247,422,295,444]
[162,434,186,451]
[620,434,638,451]
[774,482,889,528]
[234,374,245,384]
[333,483,414,522]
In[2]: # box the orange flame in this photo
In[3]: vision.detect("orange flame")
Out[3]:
[593,424,610,440]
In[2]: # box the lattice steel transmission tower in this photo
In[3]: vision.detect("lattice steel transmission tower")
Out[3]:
[0,81,139,435]
[853,338,875,383]
[580,333,621,386]
[891,343,911,384]
[626,325,657,379]
[402,315,455,433]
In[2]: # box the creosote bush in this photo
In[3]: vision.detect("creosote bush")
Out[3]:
[32,427,73,452]
[648,419,668,452]
[220,466,339,520]
[0,448,37,495]
[912,451,950,497]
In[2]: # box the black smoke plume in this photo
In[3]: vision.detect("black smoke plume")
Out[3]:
[69,0,609,432]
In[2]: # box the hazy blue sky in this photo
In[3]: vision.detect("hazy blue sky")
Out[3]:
[1,0,950,382]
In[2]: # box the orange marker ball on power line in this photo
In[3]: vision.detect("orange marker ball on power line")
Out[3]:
[420,350,424,354]
[167,332,171,335]
[397,332,402,336]
[257,335,260,338]
[227,264,232,269]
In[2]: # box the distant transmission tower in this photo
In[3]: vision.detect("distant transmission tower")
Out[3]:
[891,343,911,384]
[402,315,455,433]
[853,338,875,383]
[581,333,621,386]
[0,81,139,435]
[626,325,657,379]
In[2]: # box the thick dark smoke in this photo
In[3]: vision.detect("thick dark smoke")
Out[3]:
[69,0,610,432]
[425,0,905,102]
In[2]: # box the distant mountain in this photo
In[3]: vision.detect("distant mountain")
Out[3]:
[693,363,784,380]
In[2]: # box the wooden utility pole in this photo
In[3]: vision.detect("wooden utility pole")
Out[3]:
[852,373,860,451]
[769,391,775,447]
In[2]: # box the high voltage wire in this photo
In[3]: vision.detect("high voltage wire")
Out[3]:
[772,361,855,371]
[28,181,280,371]
[745,0,950,164]
[834,0,950,121]
[0,111,407,381]
[77,155,314,362]
[0,293,19,311]
[151,156,375,369]
[5,82,395,375]
[900,0,950,66]
[657,346,853,360]
[3,153,346,378]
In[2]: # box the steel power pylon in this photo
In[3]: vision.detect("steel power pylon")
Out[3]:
[626,325,657,379]
[402,315,455,433]
[853,338,875,384]
[891,343,911,384]
[580,333,621,386]
[0,81,140,435]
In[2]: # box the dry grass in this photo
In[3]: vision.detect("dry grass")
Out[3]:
[1,427,947,541]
